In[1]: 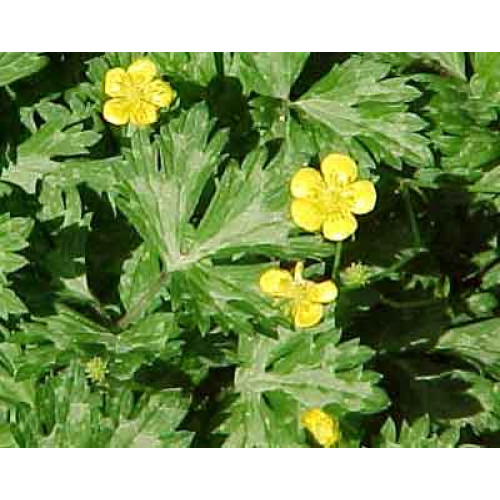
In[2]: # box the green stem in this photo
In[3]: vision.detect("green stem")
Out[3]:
[117,271,168,330]
[402,185,422,248]
[333,241,343,279]
[379,294,441,309]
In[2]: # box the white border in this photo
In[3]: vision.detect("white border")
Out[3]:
[0,448,497,499]
[1,1,498,50]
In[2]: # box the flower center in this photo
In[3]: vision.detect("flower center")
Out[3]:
[319,185,352,215]
[122,77,148,103]
[292,282,309,301]
[289,263,314,303]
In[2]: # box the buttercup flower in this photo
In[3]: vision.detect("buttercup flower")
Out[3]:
[103,59,174,126]
[290,153,377,241]
[301,408,340,448]
[259,262,338,328]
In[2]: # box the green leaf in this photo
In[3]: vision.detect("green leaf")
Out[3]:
[37,184,97,304]
[109,389,192,448]
[151,52,219,87]
[2,362,191,448]
[114,104,228,271]
[0,214,32,272]
[473,165,500,194]
[471,52,500,103]
[37,363,98,447]
[294,56,433,169]
[0,52,48,86]
[116,104,323,276]
[2,102,101,193]
[482,263,500,289]
[369,52,466,80]
[0,287,27,319]
[178,261,282,335]
[119,244,163,317]
[192,148,291,259]
[221,325,388,447]
[0,344,36,408]
[236,52,309,99]
[421,75,500,172]
[0,424,18,447]
[0,214,33,319]
[43,157,121,198]
[454,372,500,435]
[379,356,500,435]
[0,368,35,407]
[419,53,466,79]
[15,306,178,380]
[375,415,460,448]
[436,318,500,379]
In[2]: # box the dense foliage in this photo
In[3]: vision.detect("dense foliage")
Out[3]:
[0,52,499,448]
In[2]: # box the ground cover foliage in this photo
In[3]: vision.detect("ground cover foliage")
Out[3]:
[0,52,499,448]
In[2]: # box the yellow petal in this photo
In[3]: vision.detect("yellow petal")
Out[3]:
[301,408,340,448]
[294,300,324,328]
[144,79,175,108]
[290,167,325,199]
[293,262,305,282]
[321,154,358,188]
[259,268,294,298]
[127,58,157,86]
[291,199,325,232]
[104,68,130,98]
[307,280,338,304]
[344,180,377,215]
[103,98,131,126]
[323,211,358,241]
[129,101,158,126]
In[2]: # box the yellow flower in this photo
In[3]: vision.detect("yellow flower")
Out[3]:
[259,262,338,328]
[301,408,340,448]
[290,153,377,241]
[103,58,174,126]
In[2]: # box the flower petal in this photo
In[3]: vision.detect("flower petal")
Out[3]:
[259,268,294,297]
[129,101,159,126]
[127,58,157,86]
[344,180,377,215]
[301,408,340,448]
[144,79,175,108]
[293,262,305,282]
[307,281,338,304]
[290,167,325,199]
[291,199,325,232]
[323,211,358,241]
[293,300,323,328]
[103,98,131,126]
[104,68,130,98]
[321,154,358,188]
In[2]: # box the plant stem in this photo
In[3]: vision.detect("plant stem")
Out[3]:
[333,241,343,279]
[117,271,168,330]
[379,294,441,309]
[402,185,422,248]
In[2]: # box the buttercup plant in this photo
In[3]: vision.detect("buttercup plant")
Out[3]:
[0,52,498,449]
